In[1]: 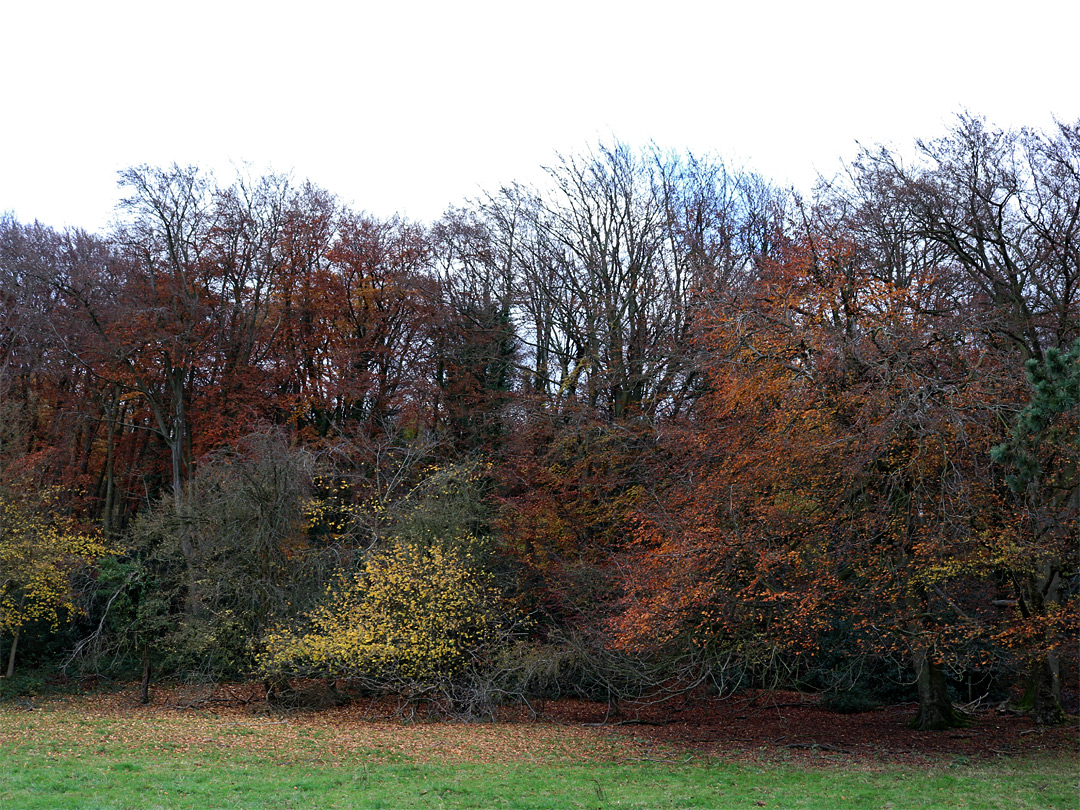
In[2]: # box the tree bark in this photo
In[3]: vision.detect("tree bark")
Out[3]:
[1019,561,1068,724]
[4,626,19,679]
[139,654,152,705]
[1028,653,1067,725]
[4,593,26,678]
[101,388,120,537]
[910,639,966,730]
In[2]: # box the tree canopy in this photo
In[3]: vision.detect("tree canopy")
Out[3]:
[1,114,1076,729]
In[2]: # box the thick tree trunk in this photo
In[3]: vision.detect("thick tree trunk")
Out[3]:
[910,640,966,730]
[1016,562,1068,724]
[1032,563,1067,724]
[1028,653,1067,725]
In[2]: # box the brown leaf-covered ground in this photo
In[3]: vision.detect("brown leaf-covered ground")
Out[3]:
[2,685,1076,768]
[536,690,1079,766]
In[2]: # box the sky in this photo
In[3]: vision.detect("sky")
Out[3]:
[2,0,1076,233]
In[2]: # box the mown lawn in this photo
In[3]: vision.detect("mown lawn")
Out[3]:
[1,698,1076,810]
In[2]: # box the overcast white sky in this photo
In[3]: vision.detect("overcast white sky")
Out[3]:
[2,0,1075,232]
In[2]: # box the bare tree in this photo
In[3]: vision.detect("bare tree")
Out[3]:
[444,143,784,422]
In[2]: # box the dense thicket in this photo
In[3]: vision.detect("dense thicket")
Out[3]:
[1,115,1076,729]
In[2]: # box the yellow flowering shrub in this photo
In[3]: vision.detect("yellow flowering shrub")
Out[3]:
[260,542,503,683]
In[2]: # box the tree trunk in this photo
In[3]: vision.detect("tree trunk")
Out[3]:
[102,389,120,537]
[910,639,966,730]
[4,626,19,678]
[1013,562,1069,724]
[1028,653,1067,725]
[4,594,26,678]
[139,654,152,705]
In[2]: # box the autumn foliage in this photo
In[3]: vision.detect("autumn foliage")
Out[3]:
[259,543,505,692]
[0,115,1076,729]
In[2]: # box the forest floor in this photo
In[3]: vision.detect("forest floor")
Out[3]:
[2,684,1075,767]
[534,690,1079,766]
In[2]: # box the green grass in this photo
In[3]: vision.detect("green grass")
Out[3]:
[0,705,1076,810]
[4,741,1076,809]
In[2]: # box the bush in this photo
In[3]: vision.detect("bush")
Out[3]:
[0,670,45,699]
[70,432,326,684]
[259,542,511,713]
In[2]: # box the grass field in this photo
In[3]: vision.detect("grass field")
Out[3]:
[1,697,1076,810]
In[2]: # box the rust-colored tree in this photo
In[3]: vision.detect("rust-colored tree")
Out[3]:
[612,230,1008,729]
